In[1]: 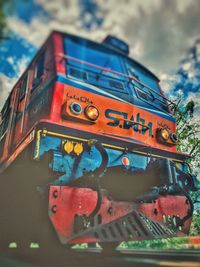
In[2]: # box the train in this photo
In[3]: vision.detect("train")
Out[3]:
[0,31,199,253]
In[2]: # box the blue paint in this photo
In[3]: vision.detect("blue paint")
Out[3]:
[102,35,129,55]
[63,35,172,115]
[36,134,150,185]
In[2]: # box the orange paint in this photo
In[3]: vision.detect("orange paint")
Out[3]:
[50,83,177,153]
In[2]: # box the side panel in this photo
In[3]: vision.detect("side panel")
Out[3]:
[11,37,55,150]
[52,32,65,75]
[0,89,17,162]
[0,35,56,170]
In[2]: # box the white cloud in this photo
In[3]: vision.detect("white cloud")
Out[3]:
[0,74,15,108]
[4,0,200,74]
[0,56,30,109]
[159,73,180,95]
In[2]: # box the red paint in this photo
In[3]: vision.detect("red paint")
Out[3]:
[49,185,133,244]
[138,195,192,235]
[49,186,191,244]
[189,236,200,245]
[52,32,66,74]
[122,156,130,166]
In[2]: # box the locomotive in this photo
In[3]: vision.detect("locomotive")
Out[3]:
[0,31,199,252]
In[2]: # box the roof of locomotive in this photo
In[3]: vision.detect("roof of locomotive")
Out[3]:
[53,30,160,82]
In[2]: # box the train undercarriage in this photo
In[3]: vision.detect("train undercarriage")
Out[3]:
[0,123,196,255]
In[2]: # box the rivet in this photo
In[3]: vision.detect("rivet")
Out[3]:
[53,190,58,198]
[51,205,57,214]
[154,208,158,215]
[108,206,113,215]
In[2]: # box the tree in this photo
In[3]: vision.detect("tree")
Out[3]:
[0,0,8,40]
[172,99,200,174]
[172,98,200,235]
[189,210,200,236]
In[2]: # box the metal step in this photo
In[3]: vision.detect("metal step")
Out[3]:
[68,210,175,243]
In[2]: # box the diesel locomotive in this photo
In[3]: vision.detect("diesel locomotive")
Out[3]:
[0,31,199,252]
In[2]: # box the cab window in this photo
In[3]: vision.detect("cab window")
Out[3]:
[19,74,28,101]
[64,37,129,95]
[125,59,169,112]
[0,97,11,156]
[32,52,45,90]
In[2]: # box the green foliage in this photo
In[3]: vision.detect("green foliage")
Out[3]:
[173,99,200,236]
[190,210,200,236]
[0,0,8,40]
[172,99,200,173]
[121,237,188,249]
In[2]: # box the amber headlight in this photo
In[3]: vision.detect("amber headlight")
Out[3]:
[160,128,170,141]
[85,105,99,121]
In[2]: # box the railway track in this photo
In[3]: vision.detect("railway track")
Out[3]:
[0,247,200,267]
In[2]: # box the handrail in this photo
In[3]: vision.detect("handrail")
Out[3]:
[135,85,166,106]
[57,53,175,107]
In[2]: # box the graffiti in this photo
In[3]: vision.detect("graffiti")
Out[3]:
[105,109,153,136]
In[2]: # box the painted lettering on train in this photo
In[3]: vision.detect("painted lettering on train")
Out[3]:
[105,109,153,136]
[66,92,93,104]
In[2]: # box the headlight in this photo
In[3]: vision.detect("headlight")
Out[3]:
[160,128,170,141]
[69,102,82,115]
[85,105,99,121]
[156,127,178,146]
[170,133,178,143]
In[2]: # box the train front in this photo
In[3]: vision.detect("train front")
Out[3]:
[35,33,199,246]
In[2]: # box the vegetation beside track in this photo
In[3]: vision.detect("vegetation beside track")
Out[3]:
[122,235,200,250]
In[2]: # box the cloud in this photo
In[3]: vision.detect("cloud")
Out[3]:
[0,56,30,108]
[120,0,200,74]
[4,0,200,75]
[0,74,16,108]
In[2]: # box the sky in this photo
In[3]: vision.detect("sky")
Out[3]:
[0,0,200,109]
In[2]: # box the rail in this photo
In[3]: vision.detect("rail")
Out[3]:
[1,247,200,267]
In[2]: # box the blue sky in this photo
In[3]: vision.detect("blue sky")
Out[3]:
[4,0,50,23]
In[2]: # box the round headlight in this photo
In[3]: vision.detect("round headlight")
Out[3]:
[69,102,82,115]
[85,105,99,121]
[170,133,178,143]
[160,128,170,141]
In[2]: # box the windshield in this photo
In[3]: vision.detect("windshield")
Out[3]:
[63,35,170,113]
[64,37,126,78]
[125,59,169,112]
